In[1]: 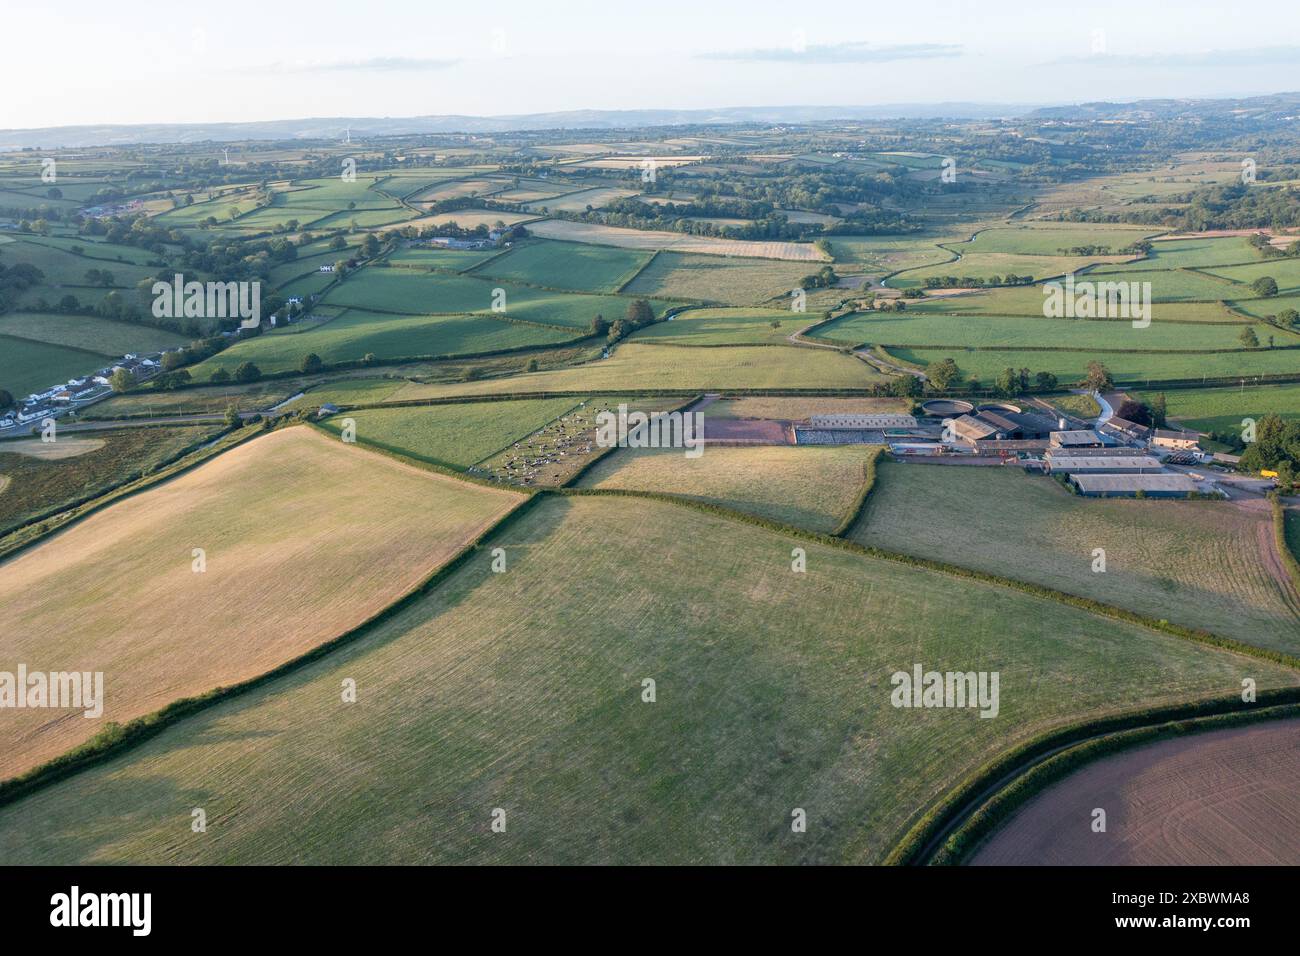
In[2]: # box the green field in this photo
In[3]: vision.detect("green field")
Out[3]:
[852,463,1300,653]
[623,251,820,306]
[883,344,1300,385]
[1110,237,1258,269]
[1205,258,1300,295]
[388,342,884,397]
[0,493,1291,864]
[192,310,579,376]
[0,335,109,397]
[0,424,219,536]
[889,253,1120,290]
[322,268,666,329]
[630,307,804,345]
[318,397,585,469]
[1081,267,1247,302]
[812,311,1259,351]
[946,225,1158,256]
[1133,382,1300,432]
[0,312,184,355]
[472,240,652,293]
[578,444,877,532]
[386,246,505,272]
[1229,292,1300,320]
[907,285,1246,322]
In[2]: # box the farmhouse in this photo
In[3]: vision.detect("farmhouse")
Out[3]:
[1151,428,1200,451]
[1047,455,1163,474]
[1049,429,1105,449]
[1071,473,1200,498]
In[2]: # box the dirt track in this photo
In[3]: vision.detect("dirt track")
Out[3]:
[970,719,1300,865]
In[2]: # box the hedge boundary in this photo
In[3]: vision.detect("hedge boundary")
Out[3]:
[1273,496,1300,593]
[831,446,884,536]
[919,697,1300,866]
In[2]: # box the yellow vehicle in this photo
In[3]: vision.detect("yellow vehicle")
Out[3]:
[1261,469,1279,479]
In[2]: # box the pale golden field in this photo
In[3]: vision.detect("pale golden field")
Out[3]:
[525,219,829,261]
[0,426,523,779]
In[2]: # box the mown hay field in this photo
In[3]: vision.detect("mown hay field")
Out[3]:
[907,285,1247,322]
[0,426,523,780]
[851,463,1300,653]
[577,444,877,532]
[0,494,1291,864]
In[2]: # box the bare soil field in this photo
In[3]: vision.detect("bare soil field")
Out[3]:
[525,219,828,261]
[0,427,523,780]
[971,719,1300,865]
[701,418,792,444]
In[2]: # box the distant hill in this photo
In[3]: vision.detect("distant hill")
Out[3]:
[4,93,1298,149]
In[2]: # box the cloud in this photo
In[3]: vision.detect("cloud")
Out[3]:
[260,56,459,74]
[699,40,962,64]
[1050,46,1300,68]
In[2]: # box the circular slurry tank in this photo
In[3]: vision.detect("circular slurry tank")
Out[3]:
[920,399,974,417]
[977,402,1023,414]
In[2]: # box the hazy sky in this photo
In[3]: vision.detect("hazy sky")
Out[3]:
[5,0,1299,128]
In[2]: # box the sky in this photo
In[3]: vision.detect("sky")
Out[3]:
[4,0,1300,129]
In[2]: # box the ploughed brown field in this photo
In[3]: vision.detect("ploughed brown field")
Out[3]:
[970,720,1300,865]
[0,426,523,780]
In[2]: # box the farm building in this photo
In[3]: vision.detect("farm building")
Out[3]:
[1049,429,1104,449]
[1047,455,1163,475]
[1151,428,1200,451]
[1071,473,1200,498]
[1045,445,1139,460]
[1100,416,1150,443]
[808,413,918,429]
[950,409,1057,443]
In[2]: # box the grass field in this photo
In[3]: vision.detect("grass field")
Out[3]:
[0,427,523,779]
[1081,267,1247,302]
[907,285,1247,322]
[525,219,828,261]
[1133,382,1300,432]
[386,342,884,398]
[1205,258,1300,295]
[0,335,109,397]
[192,310,579,376]
[318,397,584,469]
[1116,236,1259,269]
[472,240,652,293]
[322,268,664,329]
[622,252,821,305]
[889,253,1126,290]
[882,344,1300,384]
[577,444,877,532]
[386,246,504,272]
[630,307,804,345]
[851,463,1300,653]
[948,225,1158,256]
[0,312,184,355]
[811,311,1261,351]
[0,425,218,536]
[0,493,1291,864]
